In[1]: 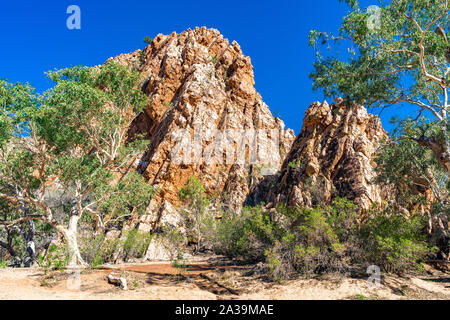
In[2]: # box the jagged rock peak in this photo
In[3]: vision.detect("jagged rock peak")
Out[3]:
[110,27,295,211]
[267,99,389,210]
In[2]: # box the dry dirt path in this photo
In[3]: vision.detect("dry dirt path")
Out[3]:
[0,263,448,300]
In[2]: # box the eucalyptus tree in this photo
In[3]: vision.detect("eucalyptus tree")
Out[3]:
[179,177,210,252]
[309,0,450,173]
[375,118,449,258]
[0,80,43,266]
[0,61,154,266]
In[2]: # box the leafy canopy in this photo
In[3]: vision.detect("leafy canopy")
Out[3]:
[0,61,153,233]
[310,0,449,114]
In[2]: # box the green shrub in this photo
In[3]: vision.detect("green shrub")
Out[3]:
[324,197,362,262]
[210,56,218,64]
[80,234,106,267]
[122,229,152,261]
[79,229,151,267]
[360,209,436,274]
[204,205,281,262]
[179,177,210,252]
[40,244,70,271]
[143,36,153,44]
[79,233,123,267]
[189,193,436,279]
[205,198,361,279]
[265,203,354,280]
[265,199,435,278]
[155,226,187,262]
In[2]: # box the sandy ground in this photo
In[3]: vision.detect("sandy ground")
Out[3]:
[0,262,448,300]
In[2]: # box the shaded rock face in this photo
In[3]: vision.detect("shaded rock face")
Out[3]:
[112,27,295,211]
[263,100,389,210]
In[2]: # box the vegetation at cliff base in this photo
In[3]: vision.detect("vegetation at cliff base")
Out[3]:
[0,0,447,286]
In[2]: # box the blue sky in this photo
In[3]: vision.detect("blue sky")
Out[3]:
[0,0,404,134]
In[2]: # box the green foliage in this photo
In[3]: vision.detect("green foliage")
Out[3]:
[39,61,149,157]
[179,177,209,206]
[40,244,69,271]
[376,118,447,204]
[204,205,281,262]
[361,209,435,274]
[0,80,42,196]
[172,250,189,270]
[375,118,449,260]
[206,198,358,278]
[354,294,366,300]
[80,229,152,266]
[309,0,449,108]
[143,36,153,45]
[122,229,152,261]
[325,197,359,242]
[80,233,112,267]
[0,61,153,266]
[0,260,7,268]
[309,1,449,173]
[161,226,186,252]
[265,200,358,279]
[205,196,434,280]
[0,80,37,135]
[179,177,210,251]
[96,171,154,228]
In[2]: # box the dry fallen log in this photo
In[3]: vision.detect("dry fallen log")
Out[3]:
[106,274,127,290]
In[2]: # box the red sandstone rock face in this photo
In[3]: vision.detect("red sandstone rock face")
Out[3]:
[109,27,392,217]
[265,100,389,210]
[111,27,295,211]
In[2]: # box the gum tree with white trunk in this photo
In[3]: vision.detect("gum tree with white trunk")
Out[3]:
[0,62,154,267]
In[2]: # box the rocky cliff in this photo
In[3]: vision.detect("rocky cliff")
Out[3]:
[263,99,389,210]
[111,27,390,220]
[111,27,295,216]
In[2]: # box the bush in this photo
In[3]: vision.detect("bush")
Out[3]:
[122,229,152,261]
[204,205,281,262]
[206,198,359,279]
[205,196,436,280]
[360,209,436,274]
[143,36,153,45]
[79,229,152,267]
[179,177,210,252]
[80,233,122,267]
[157,226,187,262]
[39,244,70,271]
[265,201,357,280]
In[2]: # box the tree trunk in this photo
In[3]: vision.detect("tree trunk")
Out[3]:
[56,215,86,267]
[107,274,127,290]
[195,212,201,253]
[0,240,17,259]
[67,214,86,267]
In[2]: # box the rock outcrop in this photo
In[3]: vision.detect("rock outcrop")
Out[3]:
[112,27,295,212]
[263,99,389,210]
[95,28,405,262]
[108,27,393,219]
